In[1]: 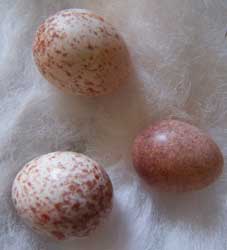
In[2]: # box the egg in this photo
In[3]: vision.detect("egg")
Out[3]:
[11,152,113,240]
[32,9,129,96]
[132,120,224,192]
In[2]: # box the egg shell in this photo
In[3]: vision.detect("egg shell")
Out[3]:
[11,152,113,240]
[132,120,224,192]
[32,9,129,96]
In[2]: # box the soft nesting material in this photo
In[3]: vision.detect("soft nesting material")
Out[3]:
[1,0,227,250]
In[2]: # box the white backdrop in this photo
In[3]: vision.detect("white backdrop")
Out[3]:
[1,0,227,249]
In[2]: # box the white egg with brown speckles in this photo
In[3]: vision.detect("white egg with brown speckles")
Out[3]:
[11,152,113,240]
[33,9,130,96]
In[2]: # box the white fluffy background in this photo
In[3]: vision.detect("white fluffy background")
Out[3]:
[1,0,227,249]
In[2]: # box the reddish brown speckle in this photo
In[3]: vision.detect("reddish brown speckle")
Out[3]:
[88,44,94,50]
[30,207,37,214]
[54,202,63,211]
[55,50,62,54]
[41,214,50,223]
[65,71,72,77]
[68,184,76,192]
[87,87,99,94]
[51,231,65,240]
[47,17,55,23]
[72,203,80,210]
[56,63,63,69]
[85,81,94,86]
[62,12,74,17]
[52,32,60,39]
[115,34,120,39]
[81,15,89,21]
[87,13,105,22]
[17,173,22,181]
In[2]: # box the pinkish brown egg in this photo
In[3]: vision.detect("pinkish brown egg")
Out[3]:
[11,152,113,240]
[32,9,129,96]
[133,120,224,192]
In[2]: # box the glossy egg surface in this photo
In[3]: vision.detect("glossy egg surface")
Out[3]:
[133,120,223,192]
[12,152,113,239]
[33,9,129,96]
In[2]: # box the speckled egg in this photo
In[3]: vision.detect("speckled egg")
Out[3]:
[12,152,113,240]
[133,120,224,192]
[32,9,129,96]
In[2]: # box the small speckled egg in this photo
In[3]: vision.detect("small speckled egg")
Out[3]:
[133,120,224,192]
[32,9,129,96]
[12,152,113,240]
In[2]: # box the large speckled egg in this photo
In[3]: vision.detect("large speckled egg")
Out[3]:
[32,9,129,96]
[133,120,224,192]
[12,152,113,240]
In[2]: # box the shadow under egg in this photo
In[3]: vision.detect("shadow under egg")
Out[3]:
[139,178,222,231]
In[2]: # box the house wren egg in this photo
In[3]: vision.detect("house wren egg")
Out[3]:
[32,9,129,96]
[12,152,113,240]
[133,120,223,192]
